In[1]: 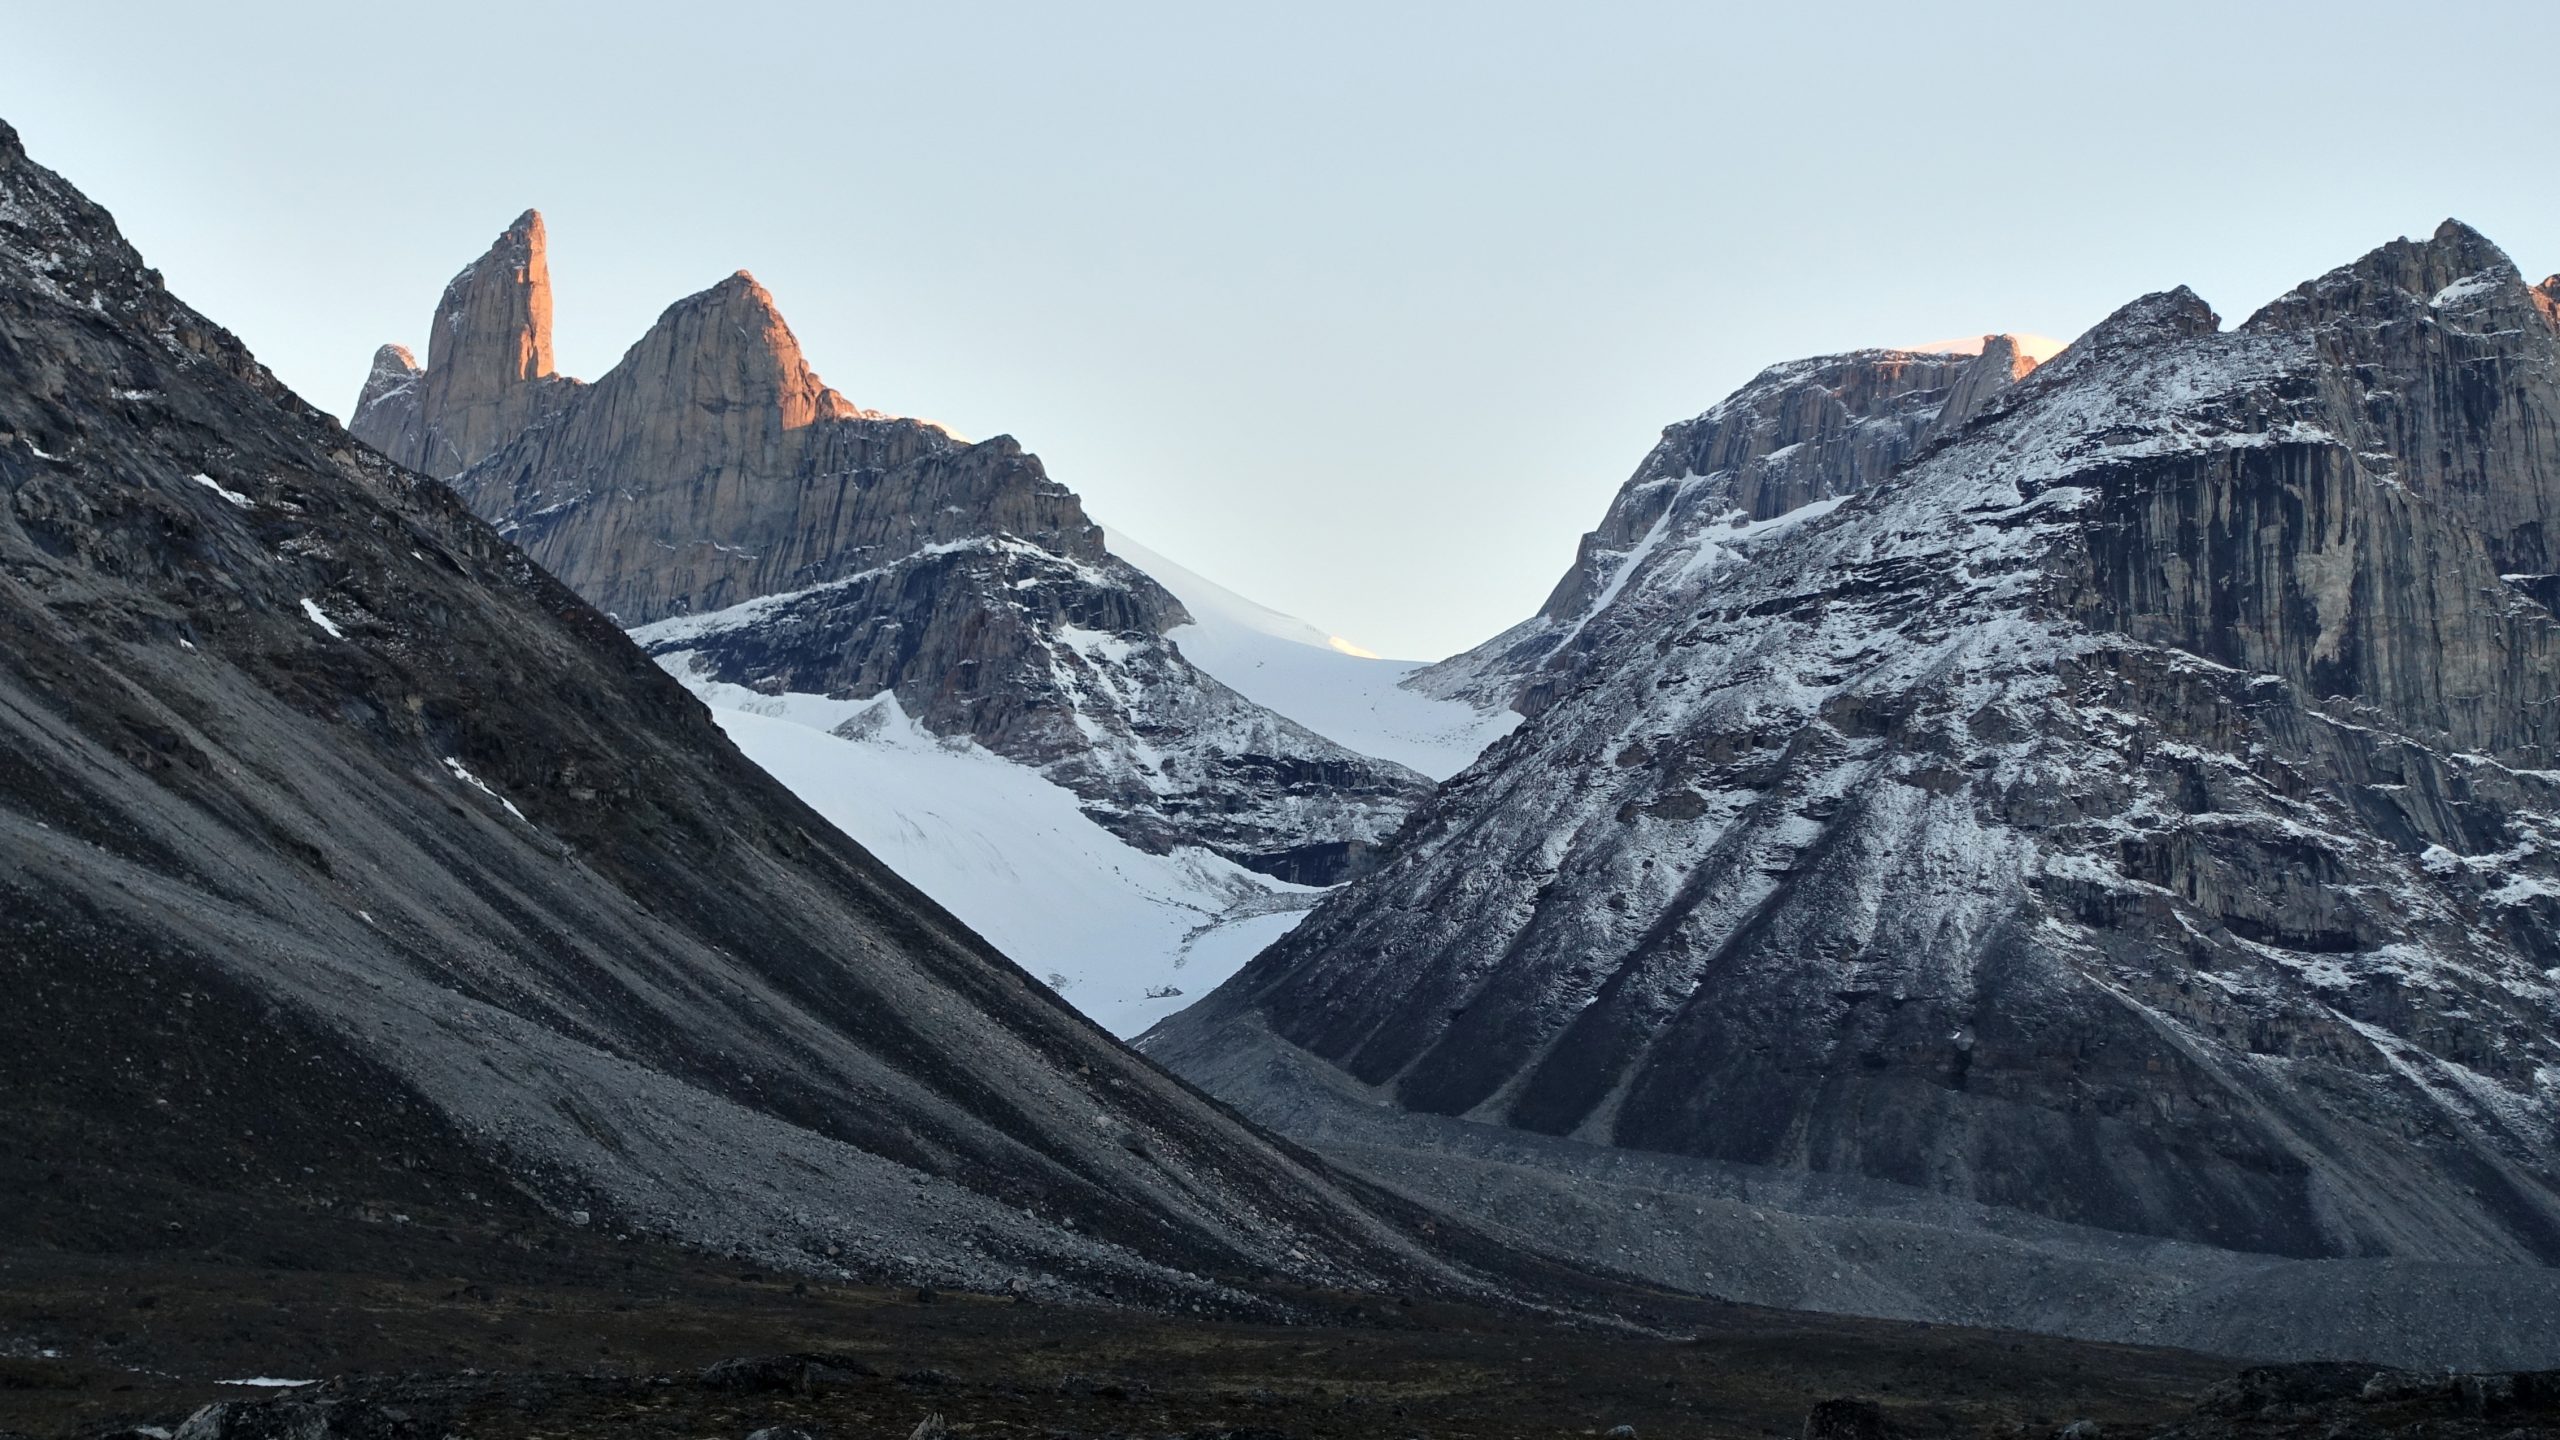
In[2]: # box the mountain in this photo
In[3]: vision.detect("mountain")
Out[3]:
[0,116,1561,1313]
[1410,340,2037,720]
[350,218,1428,886]
[346,215,1513,1026]
[347,210,581,478]
[1147,224,2560,1367]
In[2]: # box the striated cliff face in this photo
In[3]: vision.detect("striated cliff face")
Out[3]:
[1412,342,2034,720]
[450,269,986,627]
[1154,222,2560,1291]
[351,210,582,477]
[352,221,1427,883]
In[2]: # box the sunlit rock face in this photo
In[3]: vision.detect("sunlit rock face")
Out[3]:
[352,210,582,478]
[351,218,1428,882]
[1157,221,2560,1268]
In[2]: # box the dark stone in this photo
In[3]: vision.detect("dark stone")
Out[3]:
[1801,1397,1890,1440]
[699,1354,876,1395]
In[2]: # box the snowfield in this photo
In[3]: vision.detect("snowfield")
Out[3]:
[662,663,1322,1037]
[1103,527,1518,779]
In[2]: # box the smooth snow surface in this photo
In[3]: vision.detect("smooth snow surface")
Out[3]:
[1103,527,1518,779]
[659,662,1318,1036]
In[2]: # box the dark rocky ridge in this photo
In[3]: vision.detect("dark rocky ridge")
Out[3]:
[0,116,1546,1312]
[1151,222,2560,1363]
[351,218,1426,882]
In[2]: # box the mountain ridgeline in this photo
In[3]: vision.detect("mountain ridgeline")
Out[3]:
[351,216,1425,883]
[0,116,1586,1315]
[1151,224,2560,1366]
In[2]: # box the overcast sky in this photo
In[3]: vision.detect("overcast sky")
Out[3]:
[11,1,2557,658]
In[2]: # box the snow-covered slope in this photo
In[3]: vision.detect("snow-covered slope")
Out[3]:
[636,525,1530,1038]
[1103,527,1519,780]
[1408,341,2035,720]
[654,660,1317,1037]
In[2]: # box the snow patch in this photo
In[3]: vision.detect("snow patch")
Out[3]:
[189,472,254,509]
[441,758,528,823]
[2430,272,2507,310]
[298,598,345,639]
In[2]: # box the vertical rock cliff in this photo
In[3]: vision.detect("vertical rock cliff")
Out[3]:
[352,209,581,477]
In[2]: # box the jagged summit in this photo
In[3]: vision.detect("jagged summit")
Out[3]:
[1920,333,2040,443]
[1410,340,2036,718]
[612,267,867,432]
[430,207,553,384]
[352,341,420,412]
[351,208,579,477]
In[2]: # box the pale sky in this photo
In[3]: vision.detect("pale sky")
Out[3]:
[10,1,2557,659]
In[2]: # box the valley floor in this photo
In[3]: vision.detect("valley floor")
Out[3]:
[0,1241,2232,1440]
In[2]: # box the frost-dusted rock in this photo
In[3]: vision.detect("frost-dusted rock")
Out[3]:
[348,342,421,458]
[173,1398,411,1440]
[1411,342,2032,719]
[1156,222,2560,1273]
[351,218,1429,881]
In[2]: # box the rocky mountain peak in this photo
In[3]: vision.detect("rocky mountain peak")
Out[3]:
[360,216,1429,885]
[1409,343,2018,718]
[352,341,420,413]
[427,207,554,388]
[619,268,864,431]
[2535,274,2560,332]
[1154,221,2560,1349]
[2239,221,2560,578]
[2078,284,2222,354]
[2244,218,2536,337]
[1922,333,2042,441]
[351,209,580,477]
